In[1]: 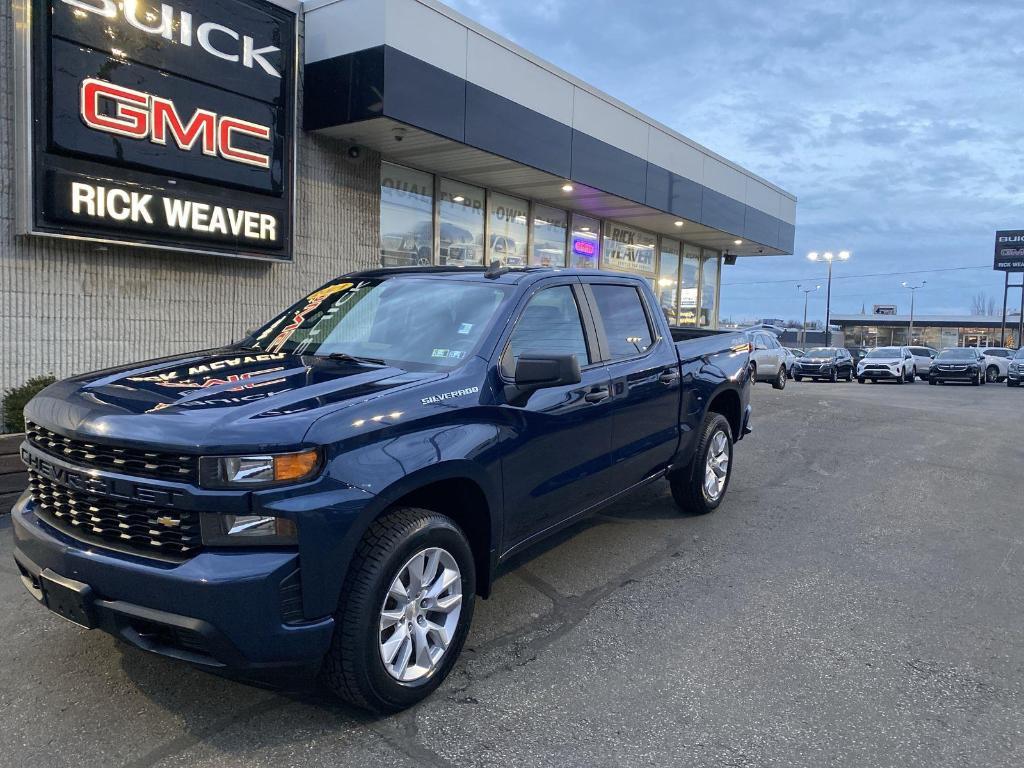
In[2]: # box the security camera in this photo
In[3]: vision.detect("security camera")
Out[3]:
[393,127,407,143]
[347,145,361,159]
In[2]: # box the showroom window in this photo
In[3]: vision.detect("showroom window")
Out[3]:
[488,192,530,267]
[590,284,654,359]
[602,222,657,283]
[380,163,434,267]
[657,238,681,324]
[532,205,567,267]
[438,178,485,267]
[700,250,721,329]
[679,243,702,326]
[569,214,601,268]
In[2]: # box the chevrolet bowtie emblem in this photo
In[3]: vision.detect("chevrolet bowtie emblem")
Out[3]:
[156,516,181,528]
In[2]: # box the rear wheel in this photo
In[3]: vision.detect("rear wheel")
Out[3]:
[320,508,476,713]
[772,365,787,390]
[670,413,733,516]
[987,366,999,383]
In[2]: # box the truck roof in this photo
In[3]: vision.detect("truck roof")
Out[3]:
[346,265,631,286]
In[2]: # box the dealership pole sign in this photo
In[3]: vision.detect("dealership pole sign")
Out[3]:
[16,0,297,261]
[994,231,1024,272]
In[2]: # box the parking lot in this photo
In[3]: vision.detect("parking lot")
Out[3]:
[2,380,1023,768]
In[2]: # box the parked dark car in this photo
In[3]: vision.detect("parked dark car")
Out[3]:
[1008,347,1024,387]
[11,267,752,714]
[847,346,868,369]
[793,347,855,382]
[928,347,986,386]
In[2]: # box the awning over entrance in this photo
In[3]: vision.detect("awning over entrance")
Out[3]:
[302,0,797,257]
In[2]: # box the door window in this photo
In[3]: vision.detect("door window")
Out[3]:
[502,286,590,377]
[591,284,654,359]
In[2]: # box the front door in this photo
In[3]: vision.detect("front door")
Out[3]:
[498,281,614,547]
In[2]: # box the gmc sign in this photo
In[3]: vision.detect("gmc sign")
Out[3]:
[17,0,297,261]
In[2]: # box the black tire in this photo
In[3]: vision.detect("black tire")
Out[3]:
[320,507,476,714]
[772,365,787,390]
[906,368,915,383]
[669,413,734,516]
[794,375,802,382]
[972,372,981,386]
[845,368,854,382]
[986,366,999,384]
[858,377,865,384]
[896,372,904,385]
[749,363,757,386]
[929,379,937,385]
[829,368,838,383]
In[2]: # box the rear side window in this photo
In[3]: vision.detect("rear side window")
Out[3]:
[503,286,590,376]
[591,285,654,359]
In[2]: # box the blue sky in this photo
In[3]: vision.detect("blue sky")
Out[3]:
[444,0,1024,323]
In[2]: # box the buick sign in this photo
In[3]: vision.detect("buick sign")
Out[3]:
[995,230,1024,272]
[17,0,297,261]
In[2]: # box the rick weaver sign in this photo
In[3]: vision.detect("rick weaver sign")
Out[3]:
[18,0,297,261]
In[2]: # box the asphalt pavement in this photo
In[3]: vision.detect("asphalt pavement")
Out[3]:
[2,379,1023,767]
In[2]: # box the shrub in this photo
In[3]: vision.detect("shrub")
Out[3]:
[2,375,56,434]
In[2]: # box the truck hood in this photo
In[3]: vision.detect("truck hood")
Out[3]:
[25,348,446,453]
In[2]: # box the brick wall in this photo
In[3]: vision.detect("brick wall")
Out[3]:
[0,3,382,432]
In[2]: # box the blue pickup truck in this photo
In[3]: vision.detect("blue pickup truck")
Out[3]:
[11,266,752,712]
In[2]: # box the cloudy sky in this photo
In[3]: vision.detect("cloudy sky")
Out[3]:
[445,0,1024,323]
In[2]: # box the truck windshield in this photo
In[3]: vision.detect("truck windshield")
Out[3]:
[248,277,511,370]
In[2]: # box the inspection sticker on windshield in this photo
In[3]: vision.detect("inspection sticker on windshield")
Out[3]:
[458,323,474,335]
[422,386,480,405]
[432,349,465,360]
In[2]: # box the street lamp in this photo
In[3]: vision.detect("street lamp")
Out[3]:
[902,281,926,344]
[807,250,851,346]
[797,284,821,347]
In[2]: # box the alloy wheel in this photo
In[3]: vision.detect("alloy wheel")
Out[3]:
[703,431,730,502]
[379,547,463,683]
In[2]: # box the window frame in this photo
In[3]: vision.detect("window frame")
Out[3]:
[497,278,602,381]
[581,278,663,364]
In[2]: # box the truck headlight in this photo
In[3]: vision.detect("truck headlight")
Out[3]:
[199,449,321,488]
[199,513,298,547]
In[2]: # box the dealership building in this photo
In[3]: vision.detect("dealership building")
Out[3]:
[833,314,1023,350]
[0,0,796,428]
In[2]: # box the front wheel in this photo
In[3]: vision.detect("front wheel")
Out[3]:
[794,375,803,382]
[670,413,733,516]
[773,365,787,390]
[858,377,865,384]
[320,508,476,713]
[987,366,999,383]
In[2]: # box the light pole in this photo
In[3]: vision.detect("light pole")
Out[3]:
[798,284,821,347]
[902,281,926,345]
[807,251,851,346]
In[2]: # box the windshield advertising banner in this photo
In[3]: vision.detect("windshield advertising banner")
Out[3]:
[17,0,297,261]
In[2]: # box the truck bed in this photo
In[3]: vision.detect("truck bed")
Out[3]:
[670,327,750,362]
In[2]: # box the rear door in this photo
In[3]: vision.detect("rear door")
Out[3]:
[498,279,615,546]
[583,278,682,489]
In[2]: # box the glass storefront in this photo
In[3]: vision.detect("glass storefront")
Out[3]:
[531,205,567,267]
[656,238,681,323]
[380,163,434,267]
[699,250,720,329]
[602,222,657,283]
[570,214,601,269]
[487,192,529,267]
[841,324,1019,350]
[438,178,485,267]
[379,163,725,327]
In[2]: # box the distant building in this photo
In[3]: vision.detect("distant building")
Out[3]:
[832,314,1022,349]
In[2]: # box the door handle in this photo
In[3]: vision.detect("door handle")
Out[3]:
[584,386,610,403]
[659,370,681,386]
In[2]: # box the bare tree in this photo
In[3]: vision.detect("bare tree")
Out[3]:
[971,292,993,316]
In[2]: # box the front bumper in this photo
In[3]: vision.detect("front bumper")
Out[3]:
[11,491,335,683]
[929,369,979,382]
[859,368,901,379]
[1008,369,1022,383]
[795,365,832,378]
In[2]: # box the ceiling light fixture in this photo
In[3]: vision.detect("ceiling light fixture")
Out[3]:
[561,183,574,193]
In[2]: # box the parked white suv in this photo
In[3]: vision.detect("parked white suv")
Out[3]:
[976,347,1014,383]
[857,346,916,384]
[907,346,937,380]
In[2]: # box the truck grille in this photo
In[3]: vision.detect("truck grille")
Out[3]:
[28,470,204,560]
[26,422,198,484]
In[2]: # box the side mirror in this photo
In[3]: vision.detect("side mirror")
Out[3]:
[505,354,581,404]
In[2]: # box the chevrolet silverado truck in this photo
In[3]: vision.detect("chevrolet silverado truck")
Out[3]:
[11,266,752,713]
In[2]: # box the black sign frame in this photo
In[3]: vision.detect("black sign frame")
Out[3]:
[994,230,1024,273]
[15,0,298,262]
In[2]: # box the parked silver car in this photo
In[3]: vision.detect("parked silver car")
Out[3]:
[746,330,788,389]
[907,346,937,380]
[977,347,1014,383]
